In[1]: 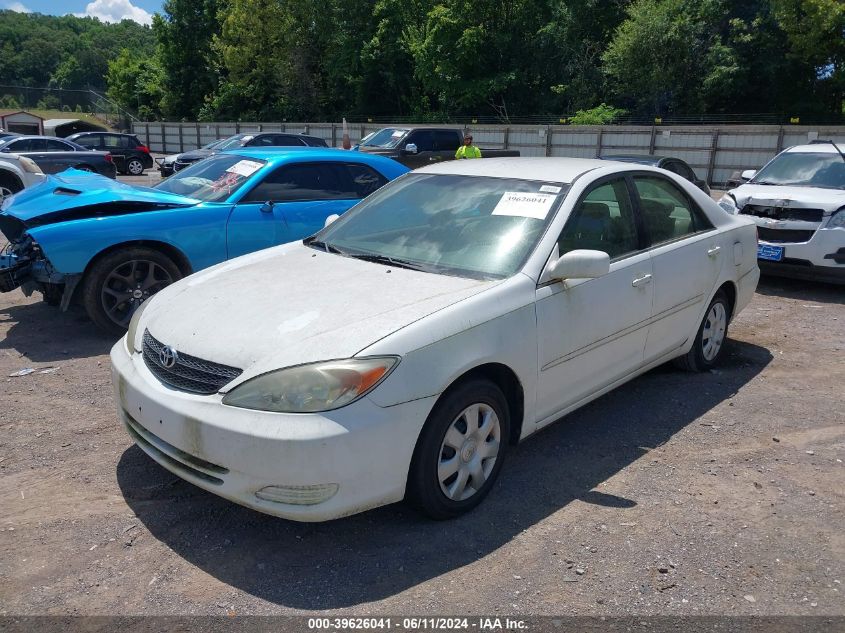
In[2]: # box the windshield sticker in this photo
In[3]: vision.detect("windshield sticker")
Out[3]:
[226,159,264,178]
[391,130,405,138]
[210,171,243,194]
[492,192,557,220]
[539,185,561,193]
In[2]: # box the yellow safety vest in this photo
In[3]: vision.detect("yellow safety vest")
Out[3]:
[455,145,482,159]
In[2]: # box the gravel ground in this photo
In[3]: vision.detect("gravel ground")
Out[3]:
[0,170,842,617]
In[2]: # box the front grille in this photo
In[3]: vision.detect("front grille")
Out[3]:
[741,205,824,223]
[757,227,816,243]
[142,329,242,395]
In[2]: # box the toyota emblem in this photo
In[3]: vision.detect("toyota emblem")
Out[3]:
[159,345,178,368]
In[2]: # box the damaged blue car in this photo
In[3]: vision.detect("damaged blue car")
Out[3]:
[0,148,408,333]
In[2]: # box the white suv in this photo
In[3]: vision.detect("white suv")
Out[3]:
[719,141,845,284]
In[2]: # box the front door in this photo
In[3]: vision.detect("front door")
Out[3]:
[534,177,653,423]
[226,161,386,258]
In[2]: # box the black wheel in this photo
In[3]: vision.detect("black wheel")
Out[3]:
[0,171,23,202]
[408,379,510,519]
[82,247,181,334]
[674,290,730,372]
[126,158,145,176]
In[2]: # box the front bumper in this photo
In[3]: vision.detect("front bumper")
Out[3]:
[110,340,436,521]
[757,227,845,284]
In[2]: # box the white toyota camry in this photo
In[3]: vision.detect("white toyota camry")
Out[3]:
[111,158,760,522]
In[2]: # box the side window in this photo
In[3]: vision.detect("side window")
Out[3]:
[406,130,435,152]
[434,130,459,150]
[345,164,388,198]
[633,176,713,245]
[8,139,33,151]
[101,135,119,148]
[75,134,100,149]
[241,163,350,203]
[273,135,305,146]
[558,179,639,260]
[45,139,72,151]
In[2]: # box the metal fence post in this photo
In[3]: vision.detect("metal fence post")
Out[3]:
[160,122,166,153]
[196,122,200,149]
[504,126,510,150]
[235,122,240,133]
[178,124,184,153]
[331,124,337,147]
[707,129,720,187]
[144,124,150,150]
[545,126,552,156]
[776,126,785,153]
[648,126,657,155]
[596,128,604,158]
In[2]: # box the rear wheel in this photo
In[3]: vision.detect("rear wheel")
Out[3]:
[408,379,509,519]
[82,247,182,334]
[126,158,145,176]
[674,290,730,372]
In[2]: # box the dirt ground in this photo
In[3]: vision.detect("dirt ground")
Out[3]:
[0,265,842,617]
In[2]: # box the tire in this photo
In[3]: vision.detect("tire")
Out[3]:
[408,379,510,519]
[81,247,182,334]
[674,290,730,372]
[126,158,144,176]
[0,171,23,202]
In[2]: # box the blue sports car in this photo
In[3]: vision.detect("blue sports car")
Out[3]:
[0,148,409,333]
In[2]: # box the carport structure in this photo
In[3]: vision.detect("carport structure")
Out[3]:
[0,110,43,135]
[44,118,107,138]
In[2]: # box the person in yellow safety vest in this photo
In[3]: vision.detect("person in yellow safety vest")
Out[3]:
[455,133,482,159]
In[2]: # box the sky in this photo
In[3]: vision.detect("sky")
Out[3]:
[3,0,164,25]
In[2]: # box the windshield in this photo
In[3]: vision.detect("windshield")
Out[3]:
[215,135,251,151]
[359,128,409,149]
[153,153,266,202]
[752,151,845,189]
[310,173,567,279]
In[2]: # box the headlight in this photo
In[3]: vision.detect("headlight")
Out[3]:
[125,298,152,354]
[718,194,738,214]
[18,156,43,174]
[222,357,399,413]
[827,208,845,229]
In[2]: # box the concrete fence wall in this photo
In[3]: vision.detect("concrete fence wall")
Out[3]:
[131,121,845,187]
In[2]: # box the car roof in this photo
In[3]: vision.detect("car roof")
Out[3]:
[221,147,397,165]
[416,157,609,184]
[0,134,73,142]
[784,142,845,154]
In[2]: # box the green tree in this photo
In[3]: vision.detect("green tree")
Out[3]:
[106,49,165,119]
[153,0,220,119]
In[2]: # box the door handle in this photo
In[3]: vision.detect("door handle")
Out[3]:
[707,246,722,257]
[632,273,653,287]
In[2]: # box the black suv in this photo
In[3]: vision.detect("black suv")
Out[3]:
[171,132,328,173]
[66,132,154,176]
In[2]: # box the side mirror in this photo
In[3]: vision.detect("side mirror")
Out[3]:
[740,169,757,181]
[548,249,610,282]
[403,143,418,155]
[260,201,275,214]
[324,214,340,227]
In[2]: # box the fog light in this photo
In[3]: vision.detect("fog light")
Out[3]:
[255,484,339,505]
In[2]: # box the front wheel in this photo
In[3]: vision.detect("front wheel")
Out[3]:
[81,247,182,334]
[674,290,730,372]
[407,379,510,519]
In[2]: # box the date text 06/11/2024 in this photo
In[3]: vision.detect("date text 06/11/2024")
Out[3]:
[307,617,528,631]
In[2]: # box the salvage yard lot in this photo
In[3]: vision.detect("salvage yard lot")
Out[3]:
[0,265,842,615]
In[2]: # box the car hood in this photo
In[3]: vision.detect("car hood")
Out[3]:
[140,242,498,385]
[730,184,845,214]
[0,170,199,237]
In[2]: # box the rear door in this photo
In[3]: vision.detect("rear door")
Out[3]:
[632,175,722,362]
[226,161,387,258]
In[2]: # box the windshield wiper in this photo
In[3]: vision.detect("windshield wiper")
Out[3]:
[345,252,433,272]
[304,238,344,254]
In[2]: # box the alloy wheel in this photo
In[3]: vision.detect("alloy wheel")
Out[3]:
[701,301,727,361]
[100,259,174,328]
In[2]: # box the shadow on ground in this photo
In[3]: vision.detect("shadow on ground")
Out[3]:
[0,299,115,362]
[755,275,844,304]
[118,339,772,610]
